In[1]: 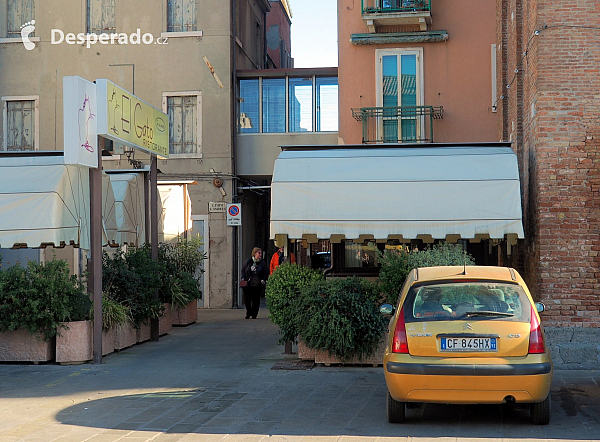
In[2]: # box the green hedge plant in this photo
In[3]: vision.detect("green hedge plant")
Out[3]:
[0,259,91,341]
[378,242,475,304]
[296,277,387,361]
[102,247,163,324]
[265,263,324,344]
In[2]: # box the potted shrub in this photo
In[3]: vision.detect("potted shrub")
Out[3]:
[265,263,324,345]
[0,259,90,363]
[157,236,206,326]
[101,297,130,354]
[296,277,387,364]
[102,247,164,337]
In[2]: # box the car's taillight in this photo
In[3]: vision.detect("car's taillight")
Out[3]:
[528,304,546,354]
[392,308,409,354]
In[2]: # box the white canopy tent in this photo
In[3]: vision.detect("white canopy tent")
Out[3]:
[270,144,525,243]
[107,172,146,246]
[0,155,117,250]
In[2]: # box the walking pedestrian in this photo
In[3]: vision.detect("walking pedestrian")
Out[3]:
[241,247,268,319]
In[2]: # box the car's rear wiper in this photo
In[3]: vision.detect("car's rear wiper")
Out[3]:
[464,311,515,318]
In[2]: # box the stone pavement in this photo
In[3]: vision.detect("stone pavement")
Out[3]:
[0,308,599,442]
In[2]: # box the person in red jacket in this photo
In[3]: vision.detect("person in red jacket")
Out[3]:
[270,246,296,275]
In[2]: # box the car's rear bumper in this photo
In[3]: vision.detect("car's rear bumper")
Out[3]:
[386,361,552,376]
[384,354,553,404]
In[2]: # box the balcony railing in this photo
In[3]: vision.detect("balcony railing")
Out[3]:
[362,0,431,14]
[351,106,443,144]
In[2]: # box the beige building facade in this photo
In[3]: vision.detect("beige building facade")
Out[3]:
[0,0,278,308]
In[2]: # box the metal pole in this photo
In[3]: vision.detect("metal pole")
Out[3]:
[92,137,104,364]
[150,156,160,340]
[144,172,150,244]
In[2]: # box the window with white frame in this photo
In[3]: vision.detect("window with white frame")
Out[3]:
[87,0,116,34]
[376,48,423,142]
[2,97,38,151]
[162,92,202,157]
[6,0,35,38]
[167,0,197,32]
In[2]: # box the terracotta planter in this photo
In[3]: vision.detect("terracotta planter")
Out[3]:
[114,321,137,351]
[159,303,173,336]
[0,329,55,363]
[172,300,198,326]
[136,320,151,343]
[298,337,386,366]
[56,320,93,364]
[102,327,115,356]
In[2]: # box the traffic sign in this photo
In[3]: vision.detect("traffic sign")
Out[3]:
[227,203,241,226]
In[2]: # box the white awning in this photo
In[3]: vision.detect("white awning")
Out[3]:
[108,172,146,246]
[158,183,192,242]
[270,144,525,242]
[0,155,117,249]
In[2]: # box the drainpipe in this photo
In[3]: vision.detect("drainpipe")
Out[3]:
[232,0,240,308]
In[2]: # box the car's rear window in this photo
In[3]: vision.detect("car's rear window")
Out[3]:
[403,281,531,323]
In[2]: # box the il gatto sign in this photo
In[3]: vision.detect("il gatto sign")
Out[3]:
[96,79,169,158]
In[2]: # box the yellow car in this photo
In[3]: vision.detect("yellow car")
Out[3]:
[380,265,553,425]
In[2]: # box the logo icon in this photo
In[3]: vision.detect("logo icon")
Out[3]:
[464,323,473,330]
[21,20,36,50]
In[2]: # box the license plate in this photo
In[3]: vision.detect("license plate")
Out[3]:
[440,337,497,352]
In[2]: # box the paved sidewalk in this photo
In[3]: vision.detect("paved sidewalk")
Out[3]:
[0,308,599,442]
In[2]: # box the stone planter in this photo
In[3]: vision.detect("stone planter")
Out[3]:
[136,320,151,343]
[56,320,92,364]
[172,301,198,326]
[159,303,173,336]
[102,327,115,356]
[114,321,137,351]
[298,337,386,366]
[0,329,55,363]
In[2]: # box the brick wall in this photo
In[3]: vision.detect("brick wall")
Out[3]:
[500,0,600,328]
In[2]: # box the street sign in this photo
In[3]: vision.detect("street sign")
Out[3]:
[209,202,226,213]
[227,204,241,226]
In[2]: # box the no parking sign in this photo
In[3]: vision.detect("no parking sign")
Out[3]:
[227,204,242,226]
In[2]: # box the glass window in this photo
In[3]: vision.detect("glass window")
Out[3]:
[167,96,197,155]
[168,0,197,32]
[87,0,116,34]
[262,78,286,133]
[5,100,35,151]
[7,0,35,38]
[316,77,338,132]
[404,282,531,323]
[239,79,259,134]
[289,77,313,132]
[378,50,421,142]
[343,241,380,269]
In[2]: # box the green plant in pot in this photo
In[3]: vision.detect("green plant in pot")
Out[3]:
[265,263,324,344]
[295,277,387,361]
[102,247,164,324]
[0,259,91,341]
[157,236,206,308]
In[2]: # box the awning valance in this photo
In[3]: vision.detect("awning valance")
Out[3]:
[270,143,525,242]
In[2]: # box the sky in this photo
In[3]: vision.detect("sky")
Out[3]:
[290,0,338,68]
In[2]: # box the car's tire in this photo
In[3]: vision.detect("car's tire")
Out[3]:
[387,391,406,423]
[530,394,551,425]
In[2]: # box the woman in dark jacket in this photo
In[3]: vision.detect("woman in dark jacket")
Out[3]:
[241,247,269,319]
